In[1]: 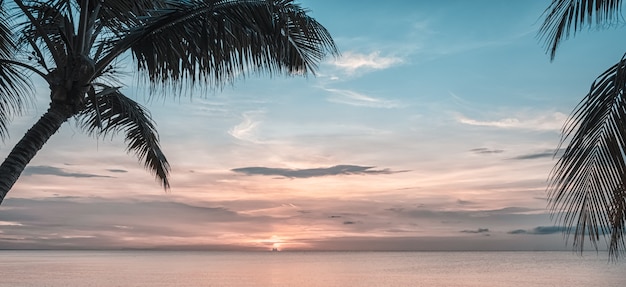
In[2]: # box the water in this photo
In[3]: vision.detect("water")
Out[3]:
[0,251,623,286]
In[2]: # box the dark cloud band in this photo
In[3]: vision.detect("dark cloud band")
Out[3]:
[508,226,566,235]
[23,165,111,178]
[231,165,403,178]
[509,149,565,160]
[470,148,504,154]
[461,228,489,234]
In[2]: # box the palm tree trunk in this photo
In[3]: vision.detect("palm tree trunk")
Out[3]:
[0,103,74,204]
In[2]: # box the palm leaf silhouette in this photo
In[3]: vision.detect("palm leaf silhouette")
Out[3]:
[77,85,170,188]
[0,0,337,203]
[540,0,626,259]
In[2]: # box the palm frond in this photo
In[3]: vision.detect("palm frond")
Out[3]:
[0,1,32,140]
[71,0,169,65]
[96,0,338,92]
[95,0,165,32]
[609,186,626,259]
[77,85,170,188]
[13,0,69,66]
[538,0,623,60]
[549,55,626,259]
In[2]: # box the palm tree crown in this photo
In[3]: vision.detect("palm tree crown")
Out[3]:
[0,0,337,203]
[539,0,626,260]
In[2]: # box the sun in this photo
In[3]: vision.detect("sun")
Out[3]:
[268,235,283,251]
[272,242,281,251]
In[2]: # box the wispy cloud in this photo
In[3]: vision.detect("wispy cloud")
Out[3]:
[456,112,567,131]
[0,196,559,251]
[332,51,402,74]
[470,148,504,155]
[23,166,111,178]
[232,165,402,178]
[325,88,400,108]
[0,221,22,226]
[460,228,490,234]
[228,111,264,142]
[0,197,264,250]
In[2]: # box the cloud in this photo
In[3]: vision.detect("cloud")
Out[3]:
[460,228,490,234]
[456,112,567,131]
[388,206,545,224]
[456,199,475,205]
[0,221,22,226]
[23,166,111,178]
[325,88,400,108]
[509,149,564,160]
[332,51,402,74]
[229,111,263,142]
[0,197,272,250]
[107,169,128,173]
[0,196,561,251]
[482,207,542,215]
[508,226,566,235]
[231,165,402,178]
[296,235,567,252]
[470,148,504,154]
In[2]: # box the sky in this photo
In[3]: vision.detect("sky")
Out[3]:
[1,0,626,251]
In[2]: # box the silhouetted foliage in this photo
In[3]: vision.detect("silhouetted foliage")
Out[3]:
[539,0,626,260]
[0,0,337,203]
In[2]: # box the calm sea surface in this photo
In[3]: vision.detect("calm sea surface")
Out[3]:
[0,251,623,286]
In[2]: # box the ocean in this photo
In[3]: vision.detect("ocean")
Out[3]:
[0,251,623,286]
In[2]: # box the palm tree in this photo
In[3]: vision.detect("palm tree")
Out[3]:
[539,0,625,259]
[0,0,337,204]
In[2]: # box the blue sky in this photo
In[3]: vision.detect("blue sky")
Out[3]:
[1,0,625,251]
